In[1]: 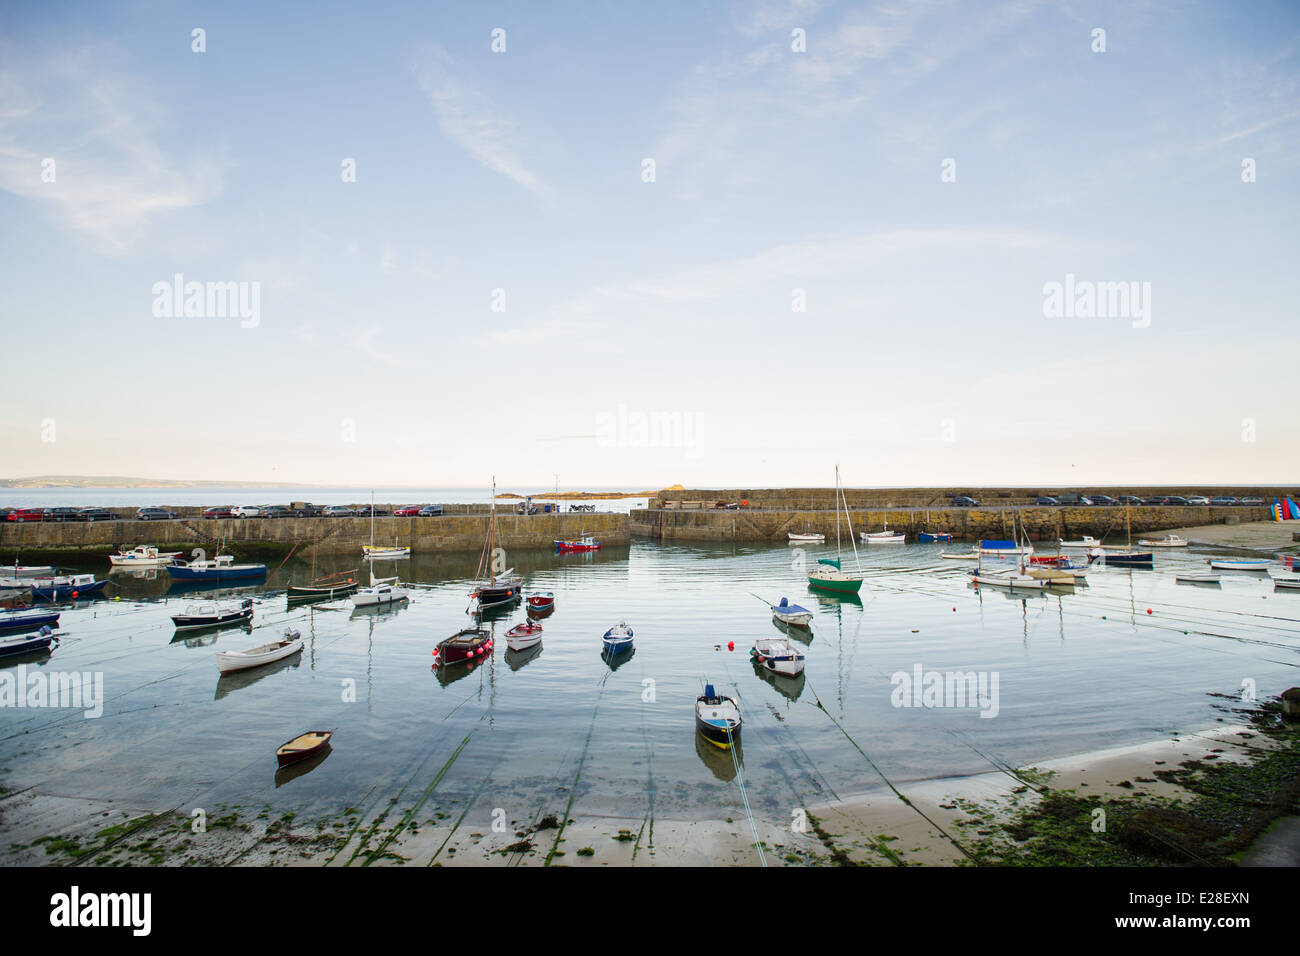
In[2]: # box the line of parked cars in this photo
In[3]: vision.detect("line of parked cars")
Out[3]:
[1028,495,1266,507]
[201,504,446,518]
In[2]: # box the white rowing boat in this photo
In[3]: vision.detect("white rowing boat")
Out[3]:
[1273,578,1300,591]
[1208,559,1272,571]
[1176,572,1220,584]
[787,531,824,543]
[216,629,303,674]
[941,550,979,560]
[1138,535,1188,548]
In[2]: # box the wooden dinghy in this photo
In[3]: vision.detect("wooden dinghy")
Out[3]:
[972,569,1047,590]
[696,684,742,750]
[1208,558,1271,571]
[217,628,304,674]
[1176,571,1220,584]
[433,627,493,667]
[940,550,979,561]
[276,730,333,768]
[602,621,634,654]
[0,630,59,659]
[750,637,806,677]
[505,620,543,651]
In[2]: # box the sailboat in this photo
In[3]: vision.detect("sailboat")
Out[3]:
[351,492,411,606]
[972,514,1046,590]
[807,466,866,594]
[1089,506,1153,567]
[287,543,358,601]
[469,477,523,612]
[361,492,410,558]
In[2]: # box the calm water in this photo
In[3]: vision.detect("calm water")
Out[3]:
[2,541,1296,840]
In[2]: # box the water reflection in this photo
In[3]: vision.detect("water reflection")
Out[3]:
[695,730,743,781]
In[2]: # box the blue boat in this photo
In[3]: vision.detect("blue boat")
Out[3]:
[27,574,110,601]
[0,609,60,635]
[166,555,268,582]
[918,532,953,543]
[602,621,634,654]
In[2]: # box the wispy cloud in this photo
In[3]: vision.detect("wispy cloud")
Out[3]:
[415,46,554,205]
[0,50,223,255]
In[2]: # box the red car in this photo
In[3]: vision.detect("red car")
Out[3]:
[202,506,234,519]
[6,508,44,522]
[394,505,423,516]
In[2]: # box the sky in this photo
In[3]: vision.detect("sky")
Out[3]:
[0,0,1297,490]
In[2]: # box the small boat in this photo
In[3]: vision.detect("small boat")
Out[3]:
[10,574,110,601]
[787,531,825,543]
[350,574,411,607]
[602,621,634,655]
[695,684,742,750]
[861,529,906,544]
[0,609,60,634]
[1176,572,1220,584]
[750,637,806,677]
[918,532,953,543]
[505,620,543,651]
[940,550,979,561]
[554,534,601,552]
[166,555,268,581]
[363,545,410,559]
[0,630,59,658]
[172,598,254,630]
[527,592,555,612]
[1208,559,1272,571]
[1089,548,1154,567]
[972,569,1046,590]
[216,629,304,674]
[433,627,493,667]
[5,564,56,578]
[1274,578,1300,591]
[979,539,1035,556]
[287,576,359,601]
[1058,536,1101,549]
[1027,567,1082,584]
[108,546,181,567]
[808,557,865,594]
[276,730,333,768]
[1138,535,1189,548]
[771,597,813,627]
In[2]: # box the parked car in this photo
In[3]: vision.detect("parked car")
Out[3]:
[1088,495,1117,506]
[230,505,261,518]
[1117,495,1144,506]
[43,507,86,522]
[1163,496,1189,506]
[1142,496,1168,506]
[951,496,979,507]
[7,508,44,522]
[260,505,291,519]
[1056,493,1091,506]
[357,506,390,517]
[324,506,356,517]
[78,508,120,522]
[418,504,444,517]
[293,503,323,517]
[1209,496,1239,506]
[202,506,233,519]
[394,505,423,517]
[1241,496,1264,506]
[136,507,177,520]
[1186,496,1210,506]
[1035,496,1060,506]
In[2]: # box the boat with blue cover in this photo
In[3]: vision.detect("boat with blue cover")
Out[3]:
[166,554,268,582]
[918,532,953,543]
[602,621,634,654]
[695,684,742,750]
[771,597,813,627]
[0,609,60,634]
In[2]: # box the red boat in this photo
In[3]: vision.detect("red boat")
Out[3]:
[554,534,600,552]
[433,627,493,667]
[506,620,543,650]
[527,592,555,611]
[1029,555,1069,566]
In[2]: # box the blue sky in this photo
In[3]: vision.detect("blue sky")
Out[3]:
[1,0,1296,489]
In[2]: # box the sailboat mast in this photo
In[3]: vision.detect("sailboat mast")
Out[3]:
[490,476,496,586]
[835,465,842,556]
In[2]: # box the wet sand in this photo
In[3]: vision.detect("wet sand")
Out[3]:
[1165,520,1299,552]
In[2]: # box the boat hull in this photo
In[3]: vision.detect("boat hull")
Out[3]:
[0,632,58,658]
[276,731,333,768]
[434,629,493,666]
[287,582,359,601]
[166,565,268,581]
[0,610,60,634]
[918,533,953,543]
[217,638,303,675]
[172,607,253,630]
[808,574,863,593]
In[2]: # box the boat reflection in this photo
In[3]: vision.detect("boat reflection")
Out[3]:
[751,658,806,701]
[432,655,490,688]
[770,617,814,645]
[170,621,254,645]
[601,646,636,670]
[214,656,301,700]
[349,601,410,623]
[695,729,742,781]
[505,643,543,671]
[274,744,332,787]
[810,590,863,609]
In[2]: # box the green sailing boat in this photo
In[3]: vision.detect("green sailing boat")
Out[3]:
[807,465,866,594]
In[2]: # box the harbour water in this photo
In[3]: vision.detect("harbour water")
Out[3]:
[1,539,1295,858]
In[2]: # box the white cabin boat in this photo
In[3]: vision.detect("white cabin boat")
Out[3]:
[787,531,824,543]
[1137,535,1189,548]
[1058,536,1101,549]
[351,574,411,607]
[363,545,411,559]
[109,546,181,567]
